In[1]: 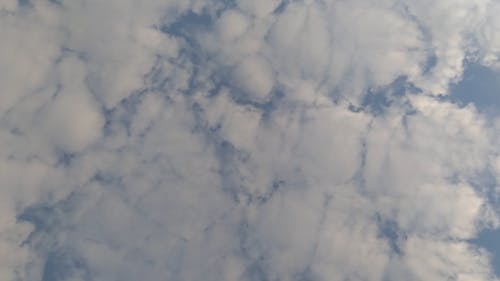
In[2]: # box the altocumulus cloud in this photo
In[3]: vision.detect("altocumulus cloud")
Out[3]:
[2,0,500,280]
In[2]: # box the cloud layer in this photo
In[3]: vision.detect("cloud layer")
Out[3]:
[2,0,500,280]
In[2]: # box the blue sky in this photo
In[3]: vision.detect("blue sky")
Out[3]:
[2,0,500,280]
[451,63,500,276]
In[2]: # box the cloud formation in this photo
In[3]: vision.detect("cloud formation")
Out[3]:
[2,0,500,280]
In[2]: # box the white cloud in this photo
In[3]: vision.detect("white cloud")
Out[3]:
[2,0,500,281]
[37,57,104,153]
[236,0,281,17]
[231,55,274,102]
[0,1,61,116]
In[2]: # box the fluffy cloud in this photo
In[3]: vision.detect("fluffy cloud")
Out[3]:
[2,0,500,281]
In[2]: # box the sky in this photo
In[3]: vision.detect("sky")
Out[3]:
[2,0,500,280]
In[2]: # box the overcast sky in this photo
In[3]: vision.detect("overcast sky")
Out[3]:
[2,0,500,280]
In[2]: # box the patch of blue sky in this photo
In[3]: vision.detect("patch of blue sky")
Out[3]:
[451,62,500,277]
[450,63,500,115]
